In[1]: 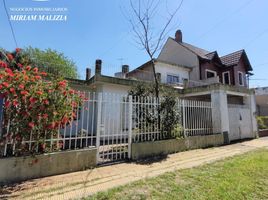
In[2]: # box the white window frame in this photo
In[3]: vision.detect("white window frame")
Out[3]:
[238,71,244,86]
[205,69,217,79]
[222,71,231,85]
[166,74,180,84]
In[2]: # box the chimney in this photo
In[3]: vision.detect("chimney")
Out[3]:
[175,30,182,43]
[95,59,102,75]
[122,65,129,74]
[86,68,91,80]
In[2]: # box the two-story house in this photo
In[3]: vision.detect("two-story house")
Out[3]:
[70,30,257,143]
[157,30,253,88]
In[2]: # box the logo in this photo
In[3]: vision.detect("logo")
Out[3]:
[9,1,68,22]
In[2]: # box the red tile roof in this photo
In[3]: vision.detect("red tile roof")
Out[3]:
[220,50,244,66]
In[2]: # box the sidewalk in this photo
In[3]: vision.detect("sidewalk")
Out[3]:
[2,137,268,200]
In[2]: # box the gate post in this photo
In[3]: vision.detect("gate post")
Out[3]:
[96,93,103,162]
[182,99,187,138]
[128,96,133,159]
[211,90,229,140]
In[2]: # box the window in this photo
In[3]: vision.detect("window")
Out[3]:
[167,75,180,84]
[238,71,244,86]
[222,71,230,85]
[205,69,217,79]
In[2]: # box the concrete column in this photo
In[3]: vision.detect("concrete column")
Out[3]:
[243,93,258,137]
[211,90,230,137]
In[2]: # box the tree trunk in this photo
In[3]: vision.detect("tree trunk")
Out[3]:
[151,59,161,130]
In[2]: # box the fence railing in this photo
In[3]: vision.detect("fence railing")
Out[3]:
[131,97,213,142]
[0,92,214,158]
[0,92,98,157]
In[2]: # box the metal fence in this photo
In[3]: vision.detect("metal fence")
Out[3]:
[0,92,214,162]
[0,92,97,157]
[131,97,213,142]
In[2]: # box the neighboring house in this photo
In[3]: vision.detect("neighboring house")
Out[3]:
[158,30,253,88]
[255,87,268,116]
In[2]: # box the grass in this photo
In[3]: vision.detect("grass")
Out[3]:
[85,149,268,200]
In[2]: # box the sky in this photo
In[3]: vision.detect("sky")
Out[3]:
[0,0,268,87]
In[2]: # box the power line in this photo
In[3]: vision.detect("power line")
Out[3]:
[243,29,268,48]
[194,0,254,42]
[3,0,18,47]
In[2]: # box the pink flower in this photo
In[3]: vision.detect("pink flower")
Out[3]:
[43,99,49,105]
[9,88,15,93]
[58,80,67,87]
[13,100,19,106]
[29,97,37,104]
[2,82,9,88]
[17,63,23,68]
[20,90,28,95]
[25,66,31,71]
[7,54,13,61]
[28,122,35,129]
[35,75,41,80]
[42,114,48,119]
[0,61,8,68]
[33,67,38,73]
[36,91,43,95]
[15,48,21,53]
[18,84,24,89]
[4,100,10,108]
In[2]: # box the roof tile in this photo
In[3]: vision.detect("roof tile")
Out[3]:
[220,50,244,66]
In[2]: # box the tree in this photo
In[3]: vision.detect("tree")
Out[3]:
[128,0,183,98]
[24,47,78,79]
[0,47,79,79]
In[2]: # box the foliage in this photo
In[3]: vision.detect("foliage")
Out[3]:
[159,88,182,138]
[257,116,268,130]
[0,48,81,156]
[0,47,78,79]
[129,83,183,139]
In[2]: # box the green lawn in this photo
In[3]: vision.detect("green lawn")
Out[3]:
[86,149,268,200]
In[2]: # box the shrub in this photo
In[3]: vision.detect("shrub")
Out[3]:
[257,116,268,130]
[129,83,183,140]
[0,48,81,156]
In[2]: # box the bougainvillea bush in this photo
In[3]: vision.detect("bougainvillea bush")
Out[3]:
[0,49,82,156]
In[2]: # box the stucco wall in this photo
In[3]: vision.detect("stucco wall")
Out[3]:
[131,134,224,160]
[0,148,97,185]
[158,38,199,81]
[256,94,268,116]
[97,83,130,139]
[154,61,190,84]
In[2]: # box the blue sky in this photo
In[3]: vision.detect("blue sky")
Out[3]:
[0,0,268,87]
